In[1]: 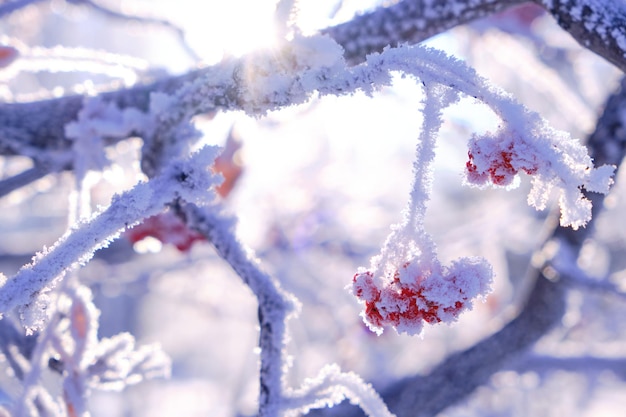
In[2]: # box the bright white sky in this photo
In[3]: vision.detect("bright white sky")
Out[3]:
[135,0,384,66]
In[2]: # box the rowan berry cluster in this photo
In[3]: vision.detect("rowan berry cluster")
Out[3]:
[352,257,492,335]
[465,131,539,187]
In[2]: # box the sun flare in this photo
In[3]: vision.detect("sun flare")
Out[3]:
[185,1,280,63]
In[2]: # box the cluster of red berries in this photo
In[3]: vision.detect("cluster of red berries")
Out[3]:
[352,260,473,335]
[466,142,539,187]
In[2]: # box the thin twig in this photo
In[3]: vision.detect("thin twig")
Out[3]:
[177,201,296,417]
[0,166,49,199]
[69,0,200,62]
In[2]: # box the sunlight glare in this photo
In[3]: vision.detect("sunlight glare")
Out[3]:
[185,1,279,63]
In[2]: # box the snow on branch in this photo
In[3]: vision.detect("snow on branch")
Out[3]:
[323,0,525,64]
[0,0,624,167]
[538,0,626,73]
[283,364,395,417]
[13,283,171,417]
[65,96,148,180]
[0,2,622,416]
[3,0,625,166]
[177,201,298,417]
[0,145,221,332]
[323,0,626,72]
[165,37,617,415]
[0,35,614,413]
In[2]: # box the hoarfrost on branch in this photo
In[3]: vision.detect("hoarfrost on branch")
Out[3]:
[0,0,624,416]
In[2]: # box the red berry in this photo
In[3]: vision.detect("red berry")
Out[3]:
[125,212,206,253]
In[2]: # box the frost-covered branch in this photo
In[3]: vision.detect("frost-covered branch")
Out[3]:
[0,2,624,414]
[1,0,625,168]
[284,364,395,417]
[176,201,297,417]
[536,0,626,73]
[323,0,626,72]
[0,146,221,331]
[323,0,525,64]
[4,39,611,228]
[13,283,171,417]
[179,202,397,417]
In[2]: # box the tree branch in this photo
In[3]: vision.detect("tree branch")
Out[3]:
[509,355,626,380]
[67,0,199,61]
[0,166,48,199]
[323,0,525,64]
[1,0,624,169]
[176,201,296,417]
[324,0,626,72]
[535,0,626,74]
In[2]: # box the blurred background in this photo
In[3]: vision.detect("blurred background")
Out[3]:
[1,1,625,416]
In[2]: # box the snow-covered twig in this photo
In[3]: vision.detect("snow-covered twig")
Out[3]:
[0,146,221,332]
[67,0,199,62]
[177,201,297,417]
[539,0,626,73]
[284,364,395,417]
[13,282,171,417]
